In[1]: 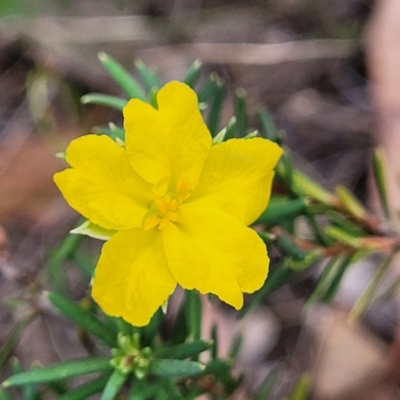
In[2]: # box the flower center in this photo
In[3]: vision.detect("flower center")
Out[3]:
[142,194,179,231]
[142,181,193,231]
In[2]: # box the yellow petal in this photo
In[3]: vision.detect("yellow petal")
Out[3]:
[124,81,211,193]
[187,138,283,225]
[163,206,269,309]
[54,134,152,231]
[92,229,176,327]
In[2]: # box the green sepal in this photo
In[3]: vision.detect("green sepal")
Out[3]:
[70,219,116,241]
[150,359,205,377]
[47,292,117,347]
[80,93,127,110]
[2,358,112,388]
[98,52,146,101]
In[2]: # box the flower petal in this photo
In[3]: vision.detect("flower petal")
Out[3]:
[163,206,269,309]
[92,229,176,327]
[124,81,211,193]
[187,138,283,225]
[54,134,152,230]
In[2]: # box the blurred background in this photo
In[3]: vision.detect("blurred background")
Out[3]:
[2,0,400,398]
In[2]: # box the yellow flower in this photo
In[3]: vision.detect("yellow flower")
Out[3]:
[54,81,282,327]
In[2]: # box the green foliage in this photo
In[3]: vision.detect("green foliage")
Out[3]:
[2,52,398,400]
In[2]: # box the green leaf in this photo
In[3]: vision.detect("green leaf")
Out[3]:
[135,60,161,91]
[100,370,127,400]
[80,93,127,110]
[373,147,390,221]
[93,124,125,142]
[58,375,110,400]
[0,388,12,400]
[212,117,236,144]
[349,252,397,322]
[211,325,218,360]
[321,255,354,302]
[43,232,83,294]
[150,359,205,377]
[234,88,247,137]
[258,108,280,142]
[98,52,146,101]
[183,60,202,88]
[254,197,308,227]
[239,258,294,318]
[253,365,282,400]
[155,340,212,360]
[206,76,224,136]
[184,291,202,341]
[128,379,158,400]
[2,358,112,388]
[335,185,367,219]
[0,314,37,371]
[47,292,116,347]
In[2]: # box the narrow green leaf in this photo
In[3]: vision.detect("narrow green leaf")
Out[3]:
[10,358,39,400]
[198,73,220,104]
[100,370,127,400]
[321,255,354,302]
[373,147,390,221]
[0,314,37,371]
[211,325,218,360]
[253,365,282,400]
[70,252,96,278]
[47,292,116,347]
[202,359,231,376]
[93,124,125,142]
[135,60,161,91]
[58,375,109,400]
[128,379,158,400]
[150,359,205,377]
[0,389,12,400]
[183,59,202,88]
[349,252,397,322]
[254,197,308,227]
[212,117,236,144]
[184,291,202,341]
[292,171,336,206]
[80,93,127,110]
[170,302,188,345]
[288,373,312,400]
[234,88,247,137]
[324,226,362,248]
[155,340,212,360]
[228,335,242,360]
[206,77,224,136]
[335,185,367,219]
[239,258,294,318]
[276,235,307,261]
[305,255,346,307]
[98,52,146,100]
[328,211,366,237]
[258,108,279,142]
[2,358,112,388]
[43,232,83,294]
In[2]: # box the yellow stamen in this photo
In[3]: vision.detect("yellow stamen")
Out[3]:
[143,215,162,231]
